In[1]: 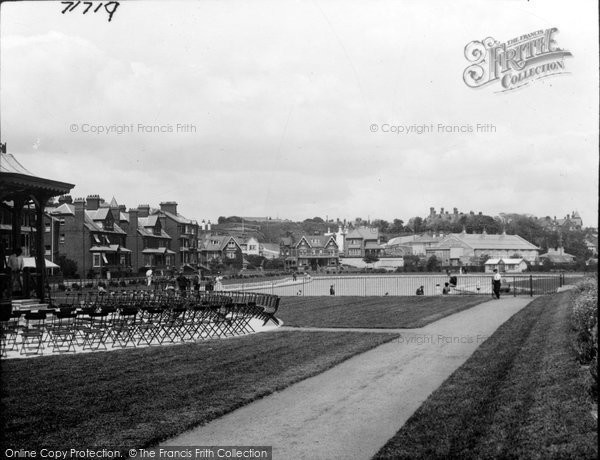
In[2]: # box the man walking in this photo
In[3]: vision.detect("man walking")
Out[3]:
[492,269,502,299]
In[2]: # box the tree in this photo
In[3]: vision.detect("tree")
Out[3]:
[403,255,421,272]
[58,256,78,278]
[372,219,389,233]
[246,255,266,269]
[426,255,441,272]
[479,253,491,265]
[363,254,379,264]
[389,219,404,234]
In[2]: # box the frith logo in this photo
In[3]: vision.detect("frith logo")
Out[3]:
[463,28,572,92]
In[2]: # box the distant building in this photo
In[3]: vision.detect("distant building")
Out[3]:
[426,229,539,266]
[283,234,339,271]
[538,212,583,231]
[344,227,382,258]
[199,235,243,266]
[539,247,576,265]
[484,258,528,273]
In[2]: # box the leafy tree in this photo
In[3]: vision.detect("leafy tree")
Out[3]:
[389,219,404,234]
[372,219,389,233]
[479,253,491,265]
[58,256,78,278]
[403,255,421,272]
[264,258,284,270]
[246,255,266,269]
[363,254,379,264]
[426,255,441,272]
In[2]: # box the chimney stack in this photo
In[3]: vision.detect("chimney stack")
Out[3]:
[159,201,178,215]
[86,194,101,211]
[138,205,150,218]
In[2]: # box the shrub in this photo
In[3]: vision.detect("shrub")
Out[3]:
[71,283,81,291]
[84,282,93,289]
[57,283,66,291]
[571,277,598,364]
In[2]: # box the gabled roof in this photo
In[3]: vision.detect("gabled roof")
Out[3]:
[138,215,160,228]
[437,233,539,251]
[84,214,126,234]
[87,208,111,220]
[155,210,195,225]
[346,227,379,240]
[49,203,75,215]
[295,235,338,249]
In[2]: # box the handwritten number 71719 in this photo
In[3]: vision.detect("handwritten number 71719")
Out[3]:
[61,2,120,22]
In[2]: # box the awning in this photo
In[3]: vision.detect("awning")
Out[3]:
[142,247,176,255]
[89,244,131,253]
[22,257,60,269]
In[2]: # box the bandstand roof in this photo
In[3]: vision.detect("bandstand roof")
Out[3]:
[0,152,74,201]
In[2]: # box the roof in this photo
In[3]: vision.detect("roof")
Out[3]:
[0,152,74,200]
[295,235,339,249]
[346,227,379,240]
[0,152,34,174]
[539,253,576,264]
[437,233,539,251]
[84,214,126,234]
[49,203,75,215]
[139,215,160,227]
[157,210,196,225]
[485,258,525,265]
[365,241,384,249]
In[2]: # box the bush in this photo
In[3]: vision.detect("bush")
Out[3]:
[571,277,598,364]
[71,283,81,291]
[570,276,598,401]
[57,283,66,291]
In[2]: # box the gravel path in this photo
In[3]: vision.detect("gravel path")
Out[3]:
[162,297,533,459]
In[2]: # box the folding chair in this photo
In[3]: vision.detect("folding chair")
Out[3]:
[20,311,47,356]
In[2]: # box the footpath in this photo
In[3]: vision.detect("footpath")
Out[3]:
[162,297,533,460]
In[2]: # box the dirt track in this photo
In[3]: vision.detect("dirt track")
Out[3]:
[162,297,532,459]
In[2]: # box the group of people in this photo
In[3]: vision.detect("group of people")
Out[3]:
[413,270,504,298]
[144,268,224,296]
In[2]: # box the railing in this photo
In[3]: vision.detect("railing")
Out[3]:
[224,273,585,297]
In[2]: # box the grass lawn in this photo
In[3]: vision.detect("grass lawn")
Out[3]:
[374,291,598,459]
[277,296,490,328]
[0,330,397,452]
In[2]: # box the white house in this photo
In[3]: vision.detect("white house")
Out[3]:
[484,258,528,273]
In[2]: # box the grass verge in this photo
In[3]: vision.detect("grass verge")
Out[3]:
[277,296,489,328]
[1,330,397,452]
[374,292,598,459]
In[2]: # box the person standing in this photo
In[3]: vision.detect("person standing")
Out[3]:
[329,284,335,295]
[145,269,153,290]
[492,269,502,299]
[176,271,189,297]
[8,248,24,295]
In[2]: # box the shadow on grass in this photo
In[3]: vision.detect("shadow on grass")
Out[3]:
[0,330,397,453]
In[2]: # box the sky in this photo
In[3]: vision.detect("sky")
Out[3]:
[1,0,598,226]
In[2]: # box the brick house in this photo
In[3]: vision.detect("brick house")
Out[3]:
[49,195,131,278]
[152,202,199,267]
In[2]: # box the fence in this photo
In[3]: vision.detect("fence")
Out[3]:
[223,273,584,297]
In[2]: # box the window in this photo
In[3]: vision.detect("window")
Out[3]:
[96,222,103,229]
[59,217,65,225]
[59,234,65,244]
[227,252,235,259]
[102,254,108,264]
[93,253,101,267]
[45,245,51,256]
[45,223,51,233]
[249,245,256,251]
[93,234,101,244]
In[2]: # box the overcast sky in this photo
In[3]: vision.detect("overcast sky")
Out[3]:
[1,0,598,226]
